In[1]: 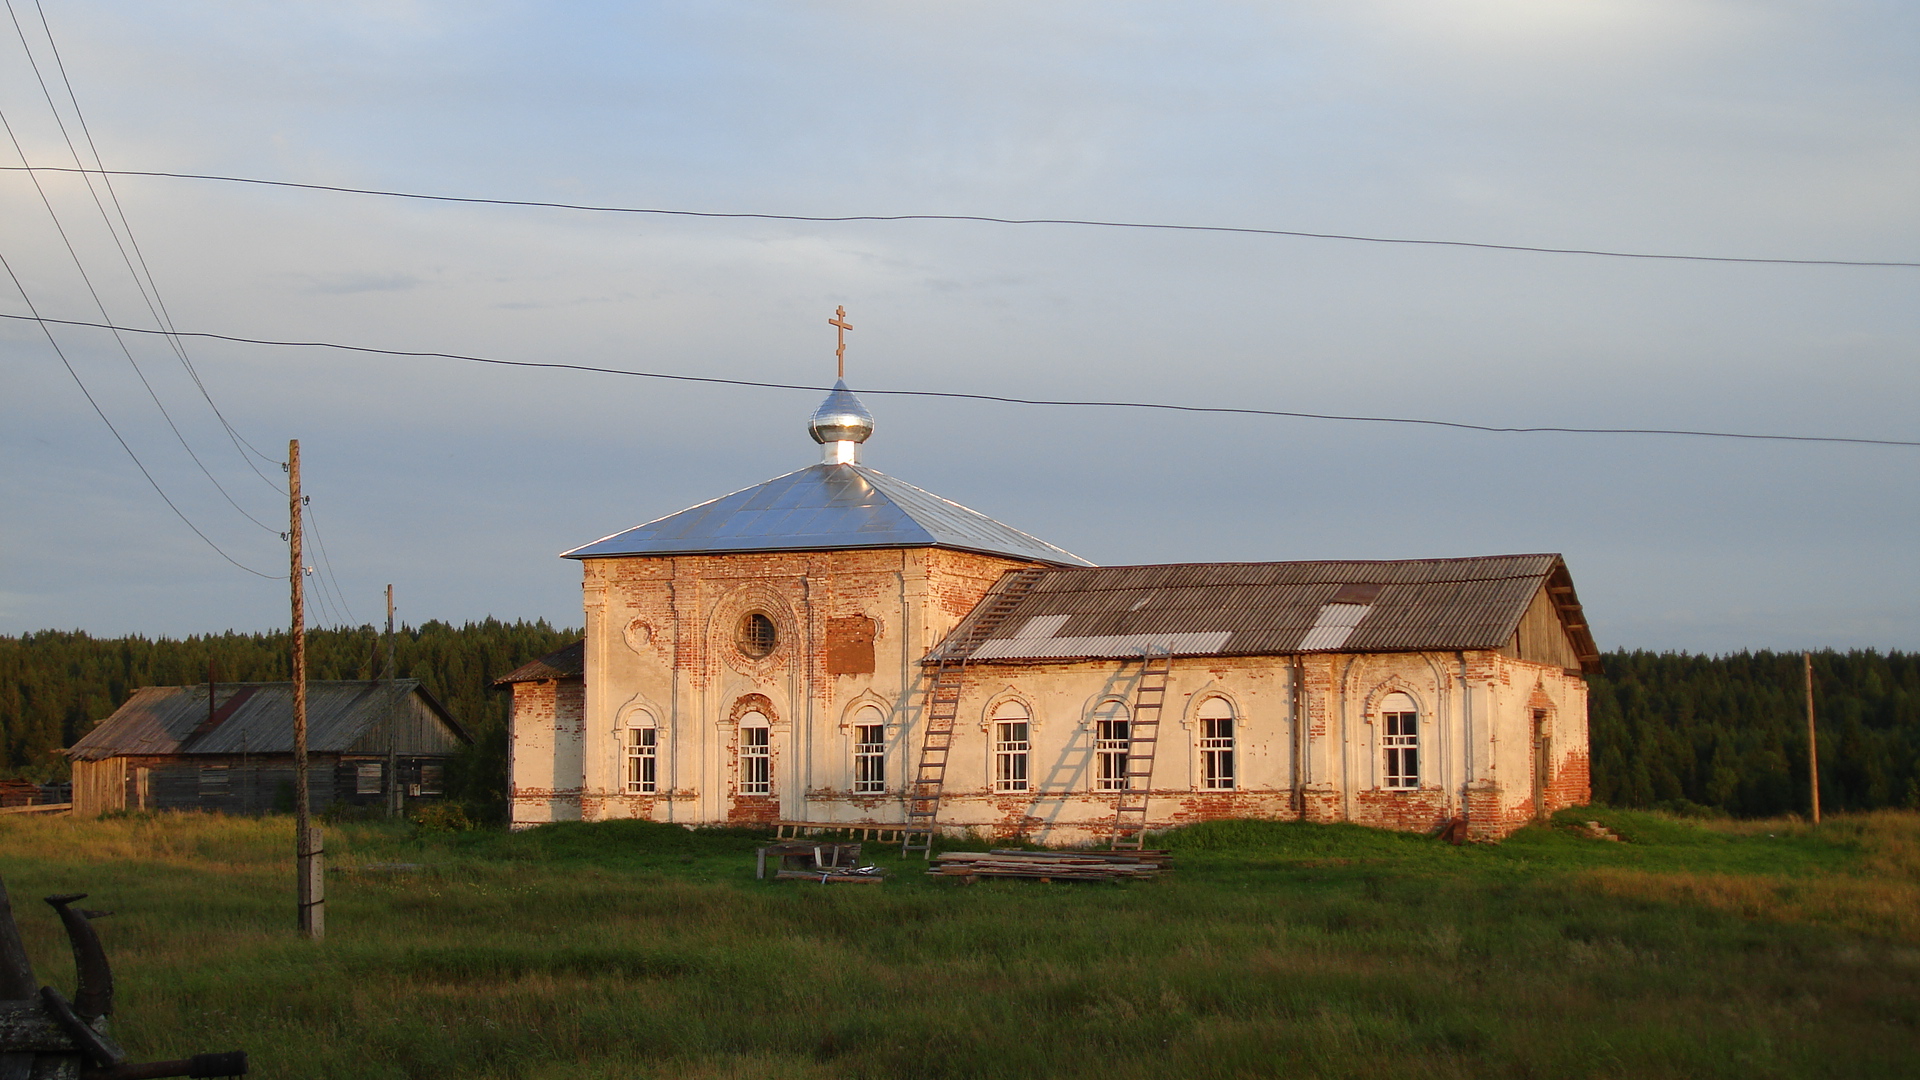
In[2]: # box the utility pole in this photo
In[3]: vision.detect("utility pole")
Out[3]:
[1805,651,1821,826]
[289,440,323,939]
[385,584,398,819]
[385,584,396,680]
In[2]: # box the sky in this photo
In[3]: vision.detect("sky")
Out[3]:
[0,0,1915,652]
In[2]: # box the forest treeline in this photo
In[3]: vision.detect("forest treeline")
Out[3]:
[0,620,579,817]
[3,629,1916,819]
[1588,649,1920,816]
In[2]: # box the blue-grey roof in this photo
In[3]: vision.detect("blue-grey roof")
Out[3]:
[66,680,471,761]
[562,463,1093,565]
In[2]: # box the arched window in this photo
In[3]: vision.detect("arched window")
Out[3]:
[991,700,1030,793]
[626,714,658,794]
[1093,700,1131,791]
[1198,697,1236,790]
[852,705,887,794]
[739,710,771,795]
[1380,692,1419,790]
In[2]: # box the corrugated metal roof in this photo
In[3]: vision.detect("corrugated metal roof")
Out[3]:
[495,640,586,685]
[932,554,1598,667]
[65,680,468,761]
[559,463,1092,566]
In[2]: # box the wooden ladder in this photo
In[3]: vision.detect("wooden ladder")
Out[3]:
[901,570,1043,858]
[1108,649,1173,850]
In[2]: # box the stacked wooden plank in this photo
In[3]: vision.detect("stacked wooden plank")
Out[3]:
[928,849,1171,882]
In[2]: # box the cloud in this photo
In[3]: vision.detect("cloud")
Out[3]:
[0,0,1913,648]
[294,272,426,295]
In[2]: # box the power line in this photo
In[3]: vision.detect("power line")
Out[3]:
[303,499,357,625]
[7,0,285,498]
[0,98,280,535]
[0,253,278,579]
[23,0,285,481]
[6,311,1916,449]
[2,165,1915,270]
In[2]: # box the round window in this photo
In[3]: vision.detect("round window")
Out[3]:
[736,612,778,658]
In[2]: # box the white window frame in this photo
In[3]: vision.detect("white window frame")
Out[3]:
[626,725,658,794]
[993,718,1030,792]
[1199,699,1236,791]
[739,713,771,795]
[853,719,886,794]
[1094,701,1131,791]
[1381,693,1419,790]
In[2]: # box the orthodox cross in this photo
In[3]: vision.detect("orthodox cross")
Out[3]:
[828,305,853,379]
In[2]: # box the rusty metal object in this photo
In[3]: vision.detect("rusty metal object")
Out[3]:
[0,875,246,1079]
[44,896,112,1021]
[40,986,123,1068]
[83,1051,248,1079]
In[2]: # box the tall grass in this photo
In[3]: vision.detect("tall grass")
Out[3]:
[3,811,1917,1079]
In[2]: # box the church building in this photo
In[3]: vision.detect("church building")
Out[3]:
[503,319,1599,843]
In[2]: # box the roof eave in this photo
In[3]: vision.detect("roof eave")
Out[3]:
[1542,556,1604,674]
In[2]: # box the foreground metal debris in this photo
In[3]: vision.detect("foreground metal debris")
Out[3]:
[0,875,246,1080]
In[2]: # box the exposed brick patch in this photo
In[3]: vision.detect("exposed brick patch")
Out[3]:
[825,615,876,675]
[727,795,779,825]
[1351,788,1450,833]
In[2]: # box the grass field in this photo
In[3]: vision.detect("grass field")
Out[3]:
[2,809,1917,1079]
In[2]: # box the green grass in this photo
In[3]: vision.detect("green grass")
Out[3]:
[3,810,1917,1079]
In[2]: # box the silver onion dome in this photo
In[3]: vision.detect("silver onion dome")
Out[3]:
[807,380,874,445]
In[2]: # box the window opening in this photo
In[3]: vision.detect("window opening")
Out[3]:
[853,716,886,794]
[740,712,771,795]
[1199,698,1236,790]
[1094,701,1131,791]
[627,725,658,794]
[419,763,445,796]
[355,762,383,795]
[198,766,228,796]
[992,702,1030,793]
[1381,692,1419,790]
[736,612,779,659]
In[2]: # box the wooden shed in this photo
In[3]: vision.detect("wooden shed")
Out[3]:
[65,679,470,817]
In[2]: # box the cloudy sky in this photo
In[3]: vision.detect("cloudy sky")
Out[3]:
[1,1,1915,652]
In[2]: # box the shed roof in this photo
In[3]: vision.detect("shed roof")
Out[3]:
[65,680,469,762]
[933,554,1600,671]
[494,640,585,685]
[560,463,1091,566]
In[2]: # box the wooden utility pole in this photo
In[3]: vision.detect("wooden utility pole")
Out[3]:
[385,584,396,680]
[1805,651,1821,826]
[289,440,324,938]
[385,583,398,818]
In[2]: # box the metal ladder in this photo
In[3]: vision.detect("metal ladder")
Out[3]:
[901,570,1043,858]
[1108,648,1173,850]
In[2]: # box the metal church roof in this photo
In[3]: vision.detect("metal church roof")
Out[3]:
[561,463,1093,566]
[933,554,1601,671]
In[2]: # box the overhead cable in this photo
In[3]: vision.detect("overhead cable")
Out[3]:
[303,500,357,625]
[1,165,1915,269]
[0,256,278,578]
[0,102,280,535]
[7,0,285,489]
[26,0,286,478]
[6,311,1915,449]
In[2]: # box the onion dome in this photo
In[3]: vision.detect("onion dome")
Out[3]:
[808,380,874,462]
